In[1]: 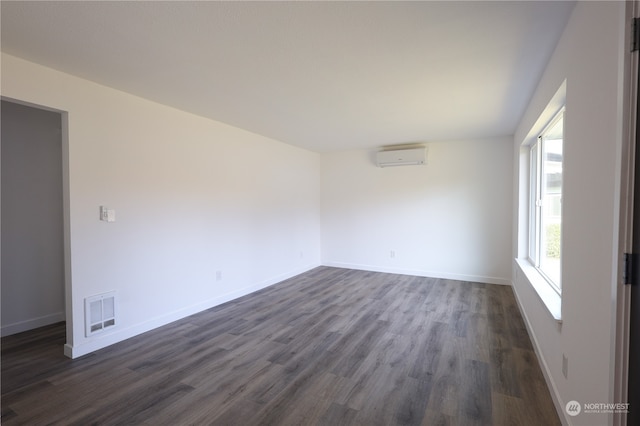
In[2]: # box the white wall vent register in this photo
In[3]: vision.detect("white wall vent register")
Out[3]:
[85,291,116,336]
[376,147,427,167]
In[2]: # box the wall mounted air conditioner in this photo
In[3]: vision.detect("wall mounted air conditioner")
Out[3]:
[376,147,427,167]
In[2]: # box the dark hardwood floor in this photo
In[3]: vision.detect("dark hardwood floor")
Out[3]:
[1,267,560,425]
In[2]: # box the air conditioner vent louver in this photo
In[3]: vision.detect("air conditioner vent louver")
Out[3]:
[85,292,116,336]
[376,147,427,167]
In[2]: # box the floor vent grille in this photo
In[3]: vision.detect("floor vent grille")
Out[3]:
[85,291,116,336]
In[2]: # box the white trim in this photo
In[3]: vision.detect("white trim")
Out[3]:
[612,2,639,424]
[322,261,510,285]
[64,263,320,359]
[1,312,65,337]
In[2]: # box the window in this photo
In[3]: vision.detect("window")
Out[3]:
[529,110,564,293]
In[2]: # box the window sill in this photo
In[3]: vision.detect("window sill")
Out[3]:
[515,258,562,322]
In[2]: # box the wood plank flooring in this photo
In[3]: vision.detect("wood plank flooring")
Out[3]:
[1,267,561,425]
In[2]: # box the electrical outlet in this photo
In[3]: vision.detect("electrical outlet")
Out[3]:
[390,250,396,258]
[216,271,222,281]
[562,354,568,379]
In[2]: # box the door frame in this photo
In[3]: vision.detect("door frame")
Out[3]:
[1,96,74,355]
[615,2,640,425]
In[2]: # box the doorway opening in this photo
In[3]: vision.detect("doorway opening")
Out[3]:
[1,99,70,353]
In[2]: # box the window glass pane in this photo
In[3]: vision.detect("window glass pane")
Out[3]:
[539,116,563,290]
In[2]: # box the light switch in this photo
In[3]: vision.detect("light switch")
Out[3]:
[100,206,116,222]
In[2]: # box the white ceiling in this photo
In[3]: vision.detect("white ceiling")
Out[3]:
[1,1,575,153]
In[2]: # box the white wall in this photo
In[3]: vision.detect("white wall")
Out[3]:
[1,53,322,358]
[321,138,513,285]
[1,101,65,336]
[512,2,628,425]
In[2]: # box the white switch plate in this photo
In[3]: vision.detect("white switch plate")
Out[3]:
[100,206,116,222]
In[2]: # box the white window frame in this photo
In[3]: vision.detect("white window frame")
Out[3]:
[528,109,564,294]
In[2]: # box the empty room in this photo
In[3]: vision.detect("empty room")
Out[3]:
[1,1,638,425]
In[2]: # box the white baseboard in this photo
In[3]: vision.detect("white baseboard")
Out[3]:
[1,311,65,337]
[65,263,321,359]
[322,261,511,285]
[511,282,568,425]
